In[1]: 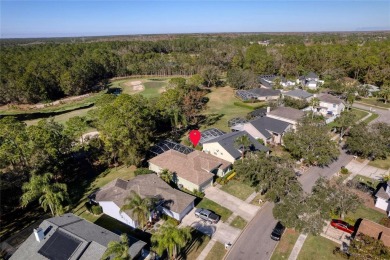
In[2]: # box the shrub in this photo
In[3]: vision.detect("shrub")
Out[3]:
[379,217,390,228]
[85,201,92,212]
[340,167,349,175]
[135,168,153,176]
[215,177,222,184]
[91,205,103,215]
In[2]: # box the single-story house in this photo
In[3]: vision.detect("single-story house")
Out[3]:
[374,181,390,216]
[283,89,313,101]
[231,117,291,145]
[149,150,232,191]
[266,107,305,128]
[10,213,146,260]
[317,93,345,116]
[356,219,390,248]
[94,174,196,227]
[203,131,269,163]
[246,88,281,101]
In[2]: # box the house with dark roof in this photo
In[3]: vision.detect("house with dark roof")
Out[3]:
[374,181,390,216]
[266,107,305,127]
[231,117,291,145]
[94,174,196,227]
[246,88,281,101]
[258,75,296,89]
[199,128,226,145]
[10,213,146,260]
[148,150,232,191]
[202,131,269,163]
[283,89,313,101]
[317,93,345,116]
[247,108,267,119]
[356,219,390,248]
[297,72,323,90]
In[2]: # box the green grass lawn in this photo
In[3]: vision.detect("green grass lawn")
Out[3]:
[196,198,232,222]
[345,204,386,225]
[271,229,299,260]
[368,156,390,170]
[141,81,166,99]
[112,77,167,99]
[353,174,380,189]
[220,180,256,201]
[201,86,261,132]
[181,229,211,260]
[350,108,369,122]
[205,242,226,260]
[230,216,247,230]
[357,98,390,109]
[297,235,344,260]
[364,112,379,124]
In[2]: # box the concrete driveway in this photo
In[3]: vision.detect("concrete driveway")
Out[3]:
[179,208,241,245]
[204,186,259,221]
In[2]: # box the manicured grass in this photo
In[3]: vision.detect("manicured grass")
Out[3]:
[250,193,267,206]
[297,235,344,260]
[112,78,167,99]
[205,242,226,260]
[345,204,386,225]
[142,81,166,99]
[230,216,247,230]
[201,86,260,132]
[220,180,256,201]
[196,198,233,222]
[368,156,390,170]
[364,112,379,124]
[271,229,299,260]
[24,107,95,126]
[350,108,369,122]
[357,98,390,109]
[182,229,211,260]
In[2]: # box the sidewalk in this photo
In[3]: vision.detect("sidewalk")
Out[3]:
[344,158,388,184]
[288,234,308,260]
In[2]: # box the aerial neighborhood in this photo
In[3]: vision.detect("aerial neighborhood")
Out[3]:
[1,32,390,260]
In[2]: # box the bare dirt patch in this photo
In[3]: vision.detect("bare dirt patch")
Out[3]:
[123,80,142,87]
[132,85,145,91]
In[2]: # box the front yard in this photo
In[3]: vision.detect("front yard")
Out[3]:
[196,198,233,222]
[220,180,256,201]
[297,235,344,260]
[205,242,226,260]
[368,156,390,170]
[230,216,247,230]
[271,229,299,260]
[357,98,390,109]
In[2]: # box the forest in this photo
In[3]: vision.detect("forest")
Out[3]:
[1,32,390,104]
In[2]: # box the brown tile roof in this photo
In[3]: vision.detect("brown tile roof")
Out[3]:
[357,219,390,248]
[94,174,195,214]
[148,150,231,185]
[318,93,345,105]
[268,107,305,122]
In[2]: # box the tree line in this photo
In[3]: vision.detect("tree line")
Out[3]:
[1,34,390,104]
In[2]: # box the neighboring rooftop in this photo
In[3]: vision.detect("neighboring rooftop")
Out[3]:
[228,117,248,127]
[203,131,269,159]
[199,128,226,145]
[247,88,281,97]
[249,116,291,139]
[306,72,319,79]
[247,108,267,119]
[284,89,313,99]
[357,219,390,248]
[267,107,305,122]
[375,182,390,200]
[318,93,345,105]
[95,174,195,213]
[149,139,194,156]
[10,213,146,260]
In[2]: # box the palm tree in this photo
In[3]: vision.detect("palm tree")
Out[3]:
[309,97,320,119]
[151,220,192,259]
[159,169,172,184]
[234,134,251,161]
[102,234,130,260]
[378,84,390,104]
[120,191,154,229]
[21,173,68,216]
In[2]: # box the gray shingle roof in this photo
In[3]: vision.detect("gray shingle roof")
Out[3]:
[259,78,273,88]
[247,88,281,97]
[203,131,269,159]
[267,107,305,122]
[307,72,318,79]
[250,117,291,137]
[284,89,313,99]
[375,183,390,200]
[10,213,146,260]
[318,93,345,105]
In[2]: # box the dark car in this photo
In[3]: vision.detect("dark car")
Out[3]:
[330,219,355,234]
[270,222,285,241]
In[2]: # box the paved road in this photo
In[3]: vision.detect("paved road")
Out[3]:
[226,149,354,260]
[353,103,390,124]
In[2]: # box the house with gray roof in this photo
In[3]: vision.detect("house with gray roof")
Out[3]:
[247,88,281,101]
[317,93,345,116]
[297,72,323,90]
[231,117,291,145]
[202,131,269,163]
[266,107,305,127]
[283,89,313,101]
[93,174,196,227]
[10,213,146,260]
[374,181,390,217]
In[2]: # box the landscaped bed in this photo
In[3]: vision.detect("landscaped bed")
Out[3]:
[220,180,256,201]
[271,228,299,260]
[196,198,233,222]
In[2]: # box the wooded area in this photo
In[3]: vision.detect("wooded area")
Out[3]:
[1,33,389,104]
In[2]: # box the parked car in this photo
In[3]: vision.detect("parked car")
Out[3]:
[331,219,355,234]
[195,208,220,224]
[270,222,285,241]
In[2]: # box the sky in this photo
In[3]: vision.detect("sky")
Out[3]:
[1,1,389,38]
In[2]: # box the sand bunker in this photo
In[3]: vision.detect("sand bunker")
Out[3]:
[130,80,142,86]
[133,84,144,91]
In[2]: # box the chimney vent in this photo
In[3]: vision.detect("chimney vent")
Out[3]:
[34,228,44,242]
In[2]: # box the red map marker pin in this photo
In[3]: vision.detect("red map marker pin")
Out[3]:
[189,130,201,147]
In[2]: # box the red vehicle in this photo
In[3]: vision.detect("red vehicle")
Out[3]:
[330,219,355,234]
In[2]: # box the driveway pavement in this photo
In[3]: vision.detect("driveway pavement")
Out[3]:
[179,208,241,245]
[204,186,259,222]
